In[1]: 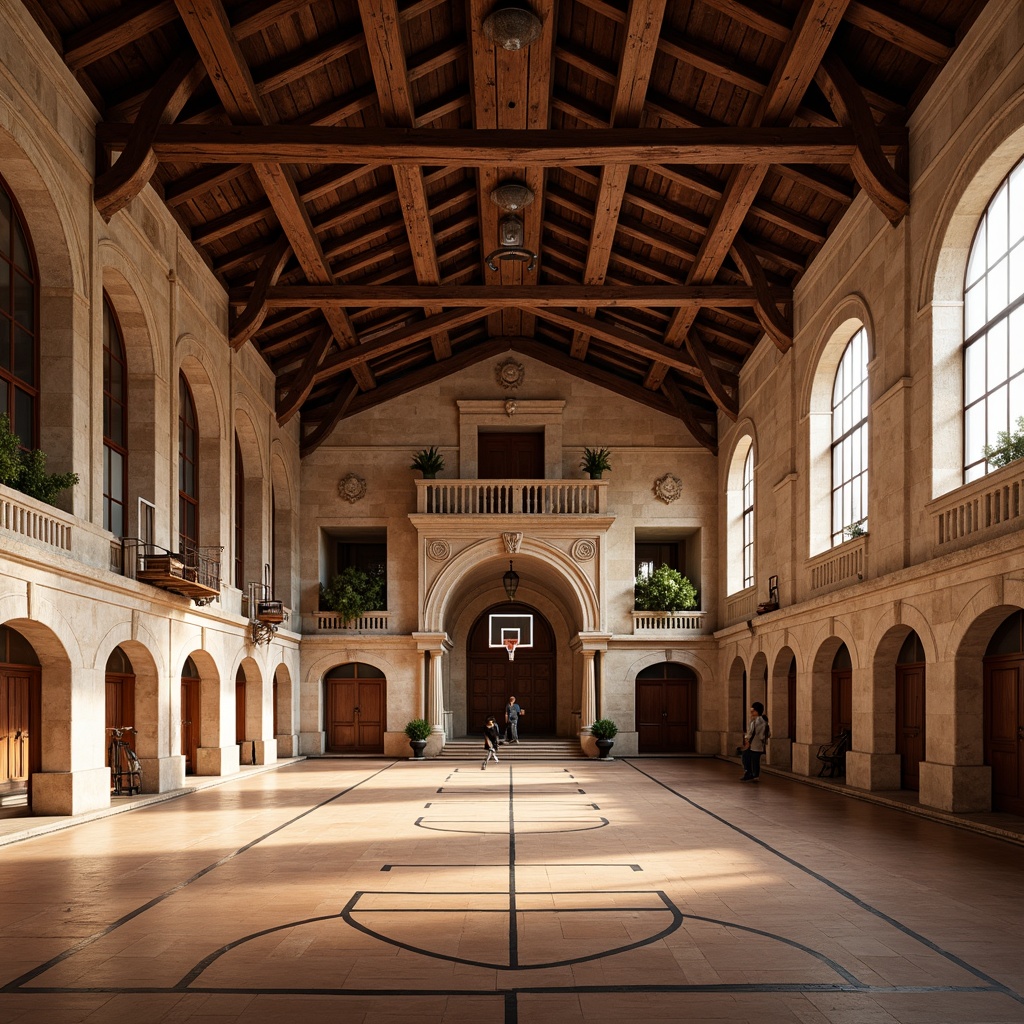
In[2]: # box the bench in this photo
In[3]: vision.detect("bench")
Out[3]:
[816,730,851,778]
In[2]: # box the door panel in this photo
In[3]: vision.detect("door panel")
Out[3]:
[985,659,1023,814]
[832,670,852,738]
[478,432,544,478]
[326,678,384,753]
[636,681,665,751]
[635,676,696,753]
[2,672,37,786]
[105,673,136,768]
[181,678,201,775]
[357,680,383,749]
[235,676,246,745]
[895,663,925,791]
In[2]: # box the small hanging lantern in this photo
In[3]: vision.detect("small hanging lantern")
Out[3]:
[502,560,520,601]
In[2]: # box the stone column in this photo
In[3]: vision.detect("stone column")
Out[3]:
[413,632,450,757]
[581,650,596,729]
[846,664,900,791]
[428,648,445,735]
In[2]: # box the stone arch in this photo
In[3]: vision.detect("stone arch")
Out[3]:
[269,443,296,608]
[748,650,769,708]
[923,106,1024,497]
[233,404,265,592]
[422,537,599,634]
[808,623,860,749]
[234,655,264,751]
[181,647,222,775]
[725,427,756,596]
[770,643,798,747]
[177,343,225,552]
[726,653,747,741]
[623,649,711,755]
[801,296,874,556]
[272,661,295,753]
[99,256,161,538]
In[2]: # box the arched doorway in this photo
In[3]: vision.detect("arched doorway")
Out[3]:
[324,663,385,753]
[984,610,1024,814]
[235,666,246,747]
[895,632,926,791]
[104,647,136,770]
[181,656,201,775]
[635,662,698,753]
[467,603,555,736]
[0,625,41,802]
[832,644,852,739]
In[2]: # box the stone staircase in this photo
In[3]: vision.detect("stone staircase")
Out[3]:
[436,737,588,760]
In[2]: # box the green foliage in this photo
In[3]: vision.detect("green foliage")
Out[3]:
[843,520,866,540]
[410,445,445,475]
[580,446,612,475]
[590,718,618,739]
[319,564,385,623]
[404,718,432,740]
[633,563,698,611]
[0,414,79,506]
[983,416,1024,468]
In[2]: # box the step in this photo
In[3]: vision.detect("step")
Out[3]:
[436,738,587,760]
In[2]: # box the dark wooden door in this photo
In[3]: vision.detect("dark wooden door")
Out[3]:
[787,659,797,740]
[326,678,384,753]
[832,669,852,739]
[895,663,926,791]
[478,432,544,478]
[636,667,697,753]
[984,656,1024,815]
[1,670,40,789]
[181,678,201,775]
[235,674,247,745]
[105,673,136,768]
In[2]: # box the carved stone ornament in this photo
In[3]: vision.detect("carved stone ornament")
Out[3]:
[502,531,523,554]
[427,540,451,562]
[495,357,525,390]
[571,538,596,562]
[338,473,367,504]
[653,472,683,504]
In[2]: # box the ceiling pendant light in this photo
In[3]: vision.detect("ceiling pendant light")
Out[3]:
[482,6,543,51]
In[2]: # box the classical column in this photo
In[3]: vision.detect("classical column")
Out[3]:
[427,647,445,735]
[581,649,597,730]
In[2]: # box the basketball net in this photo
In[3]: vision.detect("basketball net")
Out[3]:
[503,638,519,662]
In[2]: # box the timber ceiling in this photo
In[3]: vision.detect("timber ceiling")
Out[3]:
[23,0,987,454]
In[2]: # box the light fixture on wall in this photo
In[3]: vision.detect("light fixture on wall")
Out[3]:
[482,5,543,50]
[486,180,537,272]
[503,560,520,601]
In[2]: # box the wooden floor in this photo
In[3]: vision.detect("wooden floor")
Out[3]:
[0,757,1022,1023]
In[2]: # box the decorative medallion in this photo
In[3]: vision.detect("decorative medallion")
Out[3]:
[495,357,525,390]
[427,540,451,562]
[505,399,518,417]
[653,473,683,504]
[338,473,367,504]
[502,531,523,554]
[571,539,596,562]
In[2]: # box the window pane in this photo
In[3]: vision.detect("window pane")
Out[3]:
[109,448,124,501]
[13,387,32,444]
[12,218,30,273]
[109,499,123,539]
[1012,166,1024,247]
[987,317,1008,385]
[988,257,1008,317]
[1011,242,1024,304]
[988,384,1008,446]
[0,190,10,253]
[0,261,8,314]
[1009,374,1024,429]
[13,326,33,385]
[965,282,985,336]
[988,183,1008,265]
[966,221,986,287]
[1011,308,1024,379]
[965,402,985,465]
[13,272,32,330]
[0,315,9,372]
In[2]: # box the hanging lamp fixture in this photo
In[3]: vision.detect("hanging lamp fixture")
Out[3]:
[482,5,543,51]
[502,560,520,601]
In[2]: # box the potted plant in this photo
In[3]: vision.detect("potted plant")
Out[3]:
[580,446,612,479]
[405,718,431,759]
[410,445,445,478]
[983,415,1024,468]
[590,718,618,759]
[634,564,698,612]
[319,565,386,625]
[843,520,866,540]
[0,413,79,507]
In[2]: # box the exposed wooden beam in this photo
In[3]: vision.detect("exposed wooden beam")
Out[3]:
[729,236,792,351]
[300,380,359,458]
[230,236,292,348]
[661,376,718,454]
[276,326,334,425]
[239,284,774,308]
[845,0,953,63]
[97,124,907,165]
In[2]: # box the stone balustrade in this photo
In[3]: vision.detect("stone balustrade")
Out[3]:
[928,463,1024,554]
[416,479,607,514]
[631,610,709,634]
[807,535,867,594]
[723,586,757,626]
[313,610,391,632]
[0,485,73,554]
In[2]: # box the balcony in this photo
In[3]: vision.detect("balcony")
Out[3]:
[631,610,709,635]
[312,610,391,633]
[806,534,867,595]
[417,479,607,515]
[122,538,222,604]
[928,462,1024,555]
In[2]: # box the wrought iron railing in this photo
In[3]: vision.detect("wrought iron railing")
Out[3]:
[121,537,222,603]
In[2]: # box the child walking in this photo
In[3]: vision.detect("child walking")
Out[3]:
[482,716,500,769]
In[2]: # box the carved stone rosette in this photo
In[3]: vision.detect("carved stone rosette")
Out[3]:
[502,531,523,554]
[495,357,525,390]
[571,539,596,562]
[426,540,451,562]
[338,473,367,504]
[653,473,683,504]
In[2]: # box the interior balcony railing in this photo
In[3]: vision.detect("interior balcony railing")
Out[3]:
[630,610,709,634]
[121,538,222,605]
[416,479,607,514]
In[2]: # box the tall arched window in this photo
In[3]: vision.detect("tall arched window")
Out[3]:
[831,327,869,545]
[963,157,1024,482]
[234,433,244,589]
[741,446,754,589]
[178,373,199,552]
[0,175,38,447]
[103,297,128,536]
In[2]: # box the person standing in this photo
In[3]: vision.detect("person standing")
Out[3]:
[482,717,501,769]
[740,701,769,782]
[504,695,524,743]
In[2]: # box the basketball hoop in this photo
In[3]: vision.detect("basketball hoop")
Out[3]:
[503,638,519,662]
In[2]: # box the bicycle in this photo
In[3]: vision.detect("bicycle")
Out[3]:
[107,726,143,796]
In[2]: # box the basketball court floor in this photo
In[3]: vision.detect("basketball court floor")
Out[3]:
[0,756,1022,1023]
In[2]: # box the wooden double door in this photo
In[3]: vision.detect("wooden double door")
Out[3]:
[635,664,697,753]
[325,678,385,753]
[1,670,41,792]
[985,655,1024,815]
[895,663,926,791]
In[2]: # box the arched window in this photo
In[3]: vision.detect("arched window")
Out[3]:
[963,157,1024,482]
[234,433,244,589]
[741,446,754,589]
[0,175,38,447]
[178,373,199,552]
[103,297,128,536]
[831,327,869,545]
